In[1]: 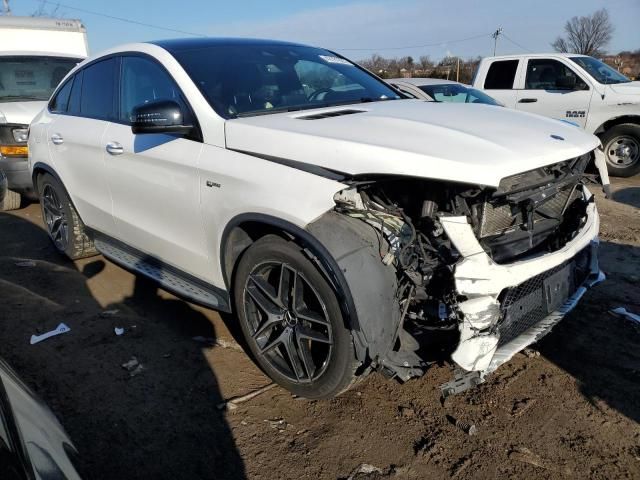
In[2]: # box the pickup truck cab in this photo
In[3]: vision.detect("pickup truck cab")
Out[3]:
[473,53,640,177]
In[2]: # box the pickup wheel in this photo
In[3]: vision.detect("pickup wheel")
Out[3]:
[37,173,97,260]
[233,235,359,399]
[601,124,640,177]
[0,189,21,211]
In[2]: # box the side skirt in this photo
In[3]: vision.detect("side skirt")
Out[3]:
[87,229,231,313]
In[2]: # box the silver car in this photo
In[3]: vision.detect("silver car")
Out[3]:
[388,78,502,105]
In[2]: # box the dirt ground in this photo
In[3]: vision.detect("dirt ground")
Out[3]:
[1,176,639,480]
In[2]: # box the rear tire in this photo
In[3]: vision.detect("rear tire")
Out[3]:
[233,235,359,399]
[0,189,21,211]
[601,124,640,177]
[36,173,98,260]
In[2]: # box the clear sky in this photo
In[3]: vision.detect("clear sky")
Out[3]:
[6,0,640,60]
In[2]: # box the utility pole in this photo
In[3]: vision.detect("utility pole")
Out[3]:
[456,57,460,82]
[492,27,503,56]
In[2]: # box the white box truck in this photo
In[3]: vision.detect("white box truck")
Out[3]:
[472,53,640,177]
[0,16,87,210]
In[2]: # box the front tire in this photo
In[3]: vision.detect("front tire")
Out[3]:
[37,173,97,260]
[601,124,640,177]
[233,235,359,399]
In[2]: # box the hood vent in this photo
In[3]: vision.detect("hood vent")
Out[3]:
[297,109,365,120]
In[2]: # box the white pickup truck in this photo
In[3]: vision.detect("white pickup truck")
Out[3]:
[472,53,640,177]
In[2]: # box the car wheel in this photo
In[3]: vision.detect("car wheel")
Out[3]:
[0,189,21,211]
[601,124,640,177]
[37,173,97,260]
[234,235,359,399]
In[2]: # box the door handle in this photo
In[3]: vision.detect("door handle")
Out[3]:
[50,133,64,145]
[105,141,124,155]
[518,98,538,103]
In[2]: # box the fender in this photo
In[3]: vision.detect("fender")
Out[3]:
[306,211,402,365]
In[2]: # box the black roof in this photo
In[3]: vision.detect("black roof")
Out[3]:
[150,37,309,52]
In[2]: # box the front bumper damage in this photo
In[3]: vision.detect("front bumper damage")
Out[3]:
[439,194,603,396]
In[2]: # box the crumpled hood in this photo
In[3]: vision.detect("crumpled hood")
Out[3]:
[225,100,600,187]
[608,81,640,96]
[0,101,47,125]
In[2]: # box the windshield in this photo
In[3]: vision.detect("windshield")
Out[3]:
[570,56,630,85]
[419,83,501,106]
[170,44,402,118]
[0,56,81,102]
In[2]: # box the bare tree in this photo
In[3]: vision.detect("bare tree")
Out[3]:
[418,55,434,72]
[552,8,613,56]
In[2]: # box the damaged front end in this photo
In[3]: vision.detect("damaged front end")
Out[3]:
[319,152,604,394]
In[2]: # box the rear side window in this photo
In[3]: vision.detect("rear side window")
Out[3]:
[49,77,73,113]
[484,60,519,89]
[79,58,116,120]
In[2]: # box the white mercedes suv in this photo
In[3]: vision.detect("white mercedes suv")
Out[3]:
[28,39,607,399]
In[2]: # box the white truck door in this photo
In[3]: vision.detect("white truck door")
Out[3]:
[515,58,593,128]
[479,59,521,108]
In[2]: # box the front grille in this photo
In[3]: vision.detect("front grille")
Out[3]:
[479,185,580,239]
[496,247,590,347]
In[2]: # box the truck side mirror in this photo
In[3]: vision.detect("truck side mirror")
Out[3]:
[556,75,577,90]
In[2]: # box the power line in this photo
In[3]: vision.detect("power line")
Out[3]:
[36,0,206,37]
[502,33,533,53]
[334,32,493,52]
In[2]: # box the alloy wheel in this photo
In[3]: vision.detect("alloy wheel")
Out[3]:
[243,261,333,383]
[42,184,69,251]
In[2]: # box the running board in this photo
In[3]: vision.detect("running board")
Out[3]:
[90,230,231,312]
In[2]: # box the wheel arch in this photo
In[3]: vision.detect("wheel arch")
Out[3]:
[594,115,640,136]
[220,213,358,317]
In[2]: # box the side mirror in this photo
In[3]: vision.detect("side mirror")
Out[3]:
[555,75,577,90]
[131,100,193,135]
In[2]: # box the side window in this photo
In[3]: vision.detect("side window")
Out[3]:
[119,56,184,123]
[525,59,587,90]
[79,58,116,120]
[49,76,73,113]
[484,60,519,89]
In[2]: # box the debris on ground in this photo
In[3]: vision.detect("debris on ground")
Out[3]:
[265,417,287,430]
[193,335,243,351]
[508,446,572,475]
[446,415,477,436]
[15,260,36,267]
[398,405,416,418]
[30,323,70,345]
[346,463,383,479]
[114,327,124,336]
[522,348,541,358]
[610,307,640,324]
[217,383,276,411]
[121,356,144,377]
[99,309,120,318]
